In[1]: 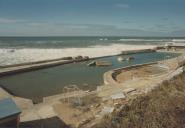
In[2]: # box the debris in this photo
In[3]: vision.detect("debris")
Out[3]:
[111,92,126,100]
[87,61,112,67]
[126,56,135,61]
[87,61,96,66]
[111,92,126,104]
[100,106,114,116]
[77,117,95,128]
[123,88,137,94]
[95,61,112,67]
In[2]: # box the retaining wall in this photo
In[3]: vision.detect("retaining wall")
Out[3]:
[103,62,157,85]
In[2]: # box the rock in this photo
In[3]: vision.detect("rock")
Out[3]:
[9,49,15,53]
[73,56,83,62]
[62,57,73,60]
[84,56,89,60]
[74,56,83,60]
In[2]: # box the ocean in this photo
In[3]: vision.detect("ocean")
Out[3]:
[0,36,184,66]
[0,36,176,48]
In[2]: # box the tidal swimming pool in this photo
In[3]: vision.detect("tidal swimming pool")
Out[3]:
[0,52,180,102]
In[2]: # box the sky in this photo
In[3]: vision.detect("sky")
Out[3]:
[0,0,185,37]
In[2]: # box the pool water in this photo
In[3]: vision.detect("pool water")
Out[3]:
[0,52,180,102]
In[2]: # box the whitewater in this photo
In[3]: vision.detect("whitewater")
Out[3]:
[0,44,157,66]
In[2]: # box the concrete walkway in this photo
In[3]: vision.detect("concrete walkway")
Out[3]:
[0,87,11,100]
[0,59,73,77]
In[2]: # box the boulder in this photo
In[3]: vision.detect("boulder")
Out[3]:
[83,56,90,60]
[62,57,73,60]
[74,56,83,60]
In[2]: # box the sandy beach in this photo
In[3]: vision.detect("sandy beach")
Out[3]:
[0,44,156,66]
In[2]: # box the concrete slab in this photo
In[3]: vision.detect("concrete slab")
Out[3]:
[37,105,56,119]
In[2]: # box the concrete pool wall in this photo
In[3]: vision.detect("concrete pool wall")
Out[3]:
[103,62,158,85]
[103,53,185,85]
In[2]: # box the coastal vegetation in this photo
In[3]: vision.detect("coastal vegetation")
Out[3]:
[93,71,185,128]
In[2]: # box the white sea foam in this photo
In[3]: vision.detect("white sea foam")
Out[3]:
[118,39,167,42]
[0,44,156,66]
[172,39,185,42]
[99,38,108,41]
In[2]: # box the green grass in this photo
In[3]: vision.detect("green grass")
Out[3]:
[93,72,185,128]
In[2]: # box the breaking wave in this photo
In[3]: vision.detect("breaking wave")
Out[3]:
[0,44,156,66]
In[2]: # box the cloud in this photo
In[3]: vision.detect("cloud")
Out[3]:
[115,4,129,9]
[0,18,25,24]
